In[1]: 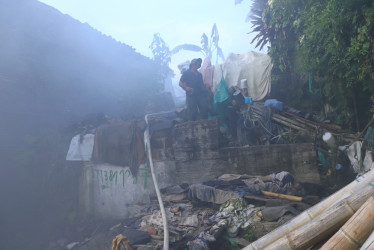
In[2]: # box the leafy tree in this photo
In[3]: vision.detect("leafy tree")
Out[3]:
[298,0,374,128]
[149,33,173,85]
[246,0,269,51]
[246,0,374,129]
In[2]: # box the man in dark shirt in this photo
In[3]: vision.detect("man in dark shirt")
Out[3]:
[179,58,208,121]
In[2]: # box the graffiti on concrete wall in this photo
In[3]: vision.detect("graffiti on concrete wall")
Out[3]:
[91,164,151,190]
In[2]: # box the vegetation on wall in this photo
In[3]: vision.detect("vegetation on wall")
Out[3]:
[248,0,374,130]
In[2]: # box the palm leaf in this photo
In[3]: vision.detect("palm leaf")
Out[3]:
[251,32,264,43]
[250,9,263,17]
[259,38,269,50]
[250,15,262,21]
[251,26,264,32]
[171,44,202,54]
[255,36,267,49]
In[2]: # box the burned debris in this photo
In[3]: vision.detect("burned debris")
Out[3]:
[60,93,374,249]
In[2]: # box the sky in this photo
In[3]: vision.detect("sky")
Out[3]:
[37,0,262,58]
[37,0,264,98]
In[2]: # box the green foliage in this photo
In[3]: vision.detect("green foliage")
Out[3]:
[241,227,256,242]
[150,33,172,67]
[149,33,173,85]
[247,0,374,128]
[248,0,268,50]
[344,4,374,91]
[279,130,302,143]
[299,0,374,127]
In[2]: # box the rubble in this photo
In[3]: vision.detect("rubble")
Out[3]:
[49,171,324,250]
[61,98,374,249]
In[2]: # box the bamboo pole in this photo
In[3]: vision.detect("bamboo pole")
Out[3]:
[262,183,374,249]
[272,112,312,127]
[261,190,303,202]
[283,111,342,131]
[361,230,374,250]
[252,105,341,132]
[270,116,308,132]
[243,169,374,250]
[251,106,308,132]
[272,114,311,132]
[320,196,374,250]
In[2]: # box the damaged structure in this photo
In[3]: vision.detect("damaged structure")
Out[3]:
[63,107,374,249]
[70,111,320,220]
[63,51,374,249]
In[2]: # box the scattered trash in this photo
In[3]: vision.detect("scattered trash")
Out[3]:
[264,99,283,111]
[58,171,324,250]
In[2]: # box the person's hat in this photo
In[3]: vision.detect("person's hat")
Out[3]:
[190,58,202,67]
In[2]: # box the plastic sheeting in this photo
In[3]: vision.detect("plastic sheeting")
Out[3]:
[346,141,373,174]
[66,134,95,161]
[211,51,273,101]
[347,141,363,173]
[198,57,214,89]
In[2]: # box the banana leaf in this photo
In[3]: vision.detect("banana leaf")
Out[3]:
[171,44,202,54]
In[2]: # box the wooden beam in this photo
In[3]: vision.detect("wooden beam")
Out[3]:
[261,190,303,202]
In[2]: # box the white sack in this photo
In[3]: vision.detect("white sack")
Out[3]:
[212,51,273,101]
[66,134,95,161]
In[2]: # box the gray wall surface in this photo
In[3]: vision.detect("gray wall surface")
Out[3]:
[80,119,320,219]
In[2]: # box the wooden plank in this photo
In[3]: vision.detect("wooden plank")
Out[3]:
[261,190,303,202]
[244,195,268,205]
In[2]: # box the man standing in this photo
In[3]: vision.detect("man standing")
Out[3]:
[179,58,208,121]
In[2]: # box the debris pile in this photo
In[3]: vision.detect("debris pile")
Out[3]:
[49,172,324,250]
[59,98,374,249]
[244,168,374,250]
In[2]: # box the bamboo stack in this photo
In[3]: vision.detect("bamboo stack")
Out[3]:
[243,169,374,250]
[250,104,345,135]
[259,184,374,249]
[361,230,374,250]
[320,196,374,250]
[240,105,374,249]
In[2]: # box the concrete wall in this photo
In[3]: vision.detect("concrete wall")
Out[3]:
[80,119,320,219]
[80,163,155,219]
[152,119,319,184]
